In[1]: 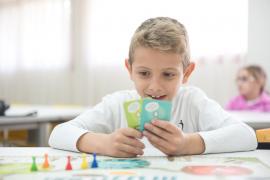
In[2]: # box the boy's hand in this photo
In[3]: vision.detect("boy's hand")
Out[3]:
[143,120,205,155]
[105,128,145,157]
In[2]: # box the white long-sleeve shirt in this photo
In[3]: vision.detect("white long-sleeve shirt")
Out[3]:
[49,86,257,153]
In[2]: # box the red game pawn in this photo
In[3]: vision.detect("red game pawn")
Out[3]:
[42,153,50,169]
[65,156,72,170]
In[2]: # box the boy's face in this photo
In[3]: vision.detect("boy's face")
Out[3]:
[126,47,194,101]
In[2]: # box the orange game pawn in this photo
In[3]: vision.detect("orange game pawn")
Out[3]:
[42,153,50,169]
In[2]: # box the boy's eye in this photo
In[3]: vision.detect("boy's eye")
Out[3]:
[138,71,151,77]
[163,72,176,78]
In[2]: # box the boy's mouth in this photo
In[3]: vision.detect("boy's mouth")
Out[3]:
[146,95,167,100]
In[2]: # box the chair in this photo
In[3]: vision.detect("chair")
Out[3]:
[256,128,270,149]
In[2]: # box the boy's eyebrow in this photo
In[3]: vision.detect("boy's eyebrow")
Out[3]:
[135,66,151,70]
[135,66,180,71]
[161,67,179,71]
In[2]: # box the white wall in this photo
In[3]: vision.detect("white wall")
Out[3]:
[188,56,246,107]
[248,0,270,91]
[191,0,270,106]
[2,0,269,107]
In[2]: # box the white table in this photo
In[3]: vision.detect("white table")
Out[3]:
[0,105,86,146]
[0,147,270,180]
[0,147,269,164]
[228,111,270,129]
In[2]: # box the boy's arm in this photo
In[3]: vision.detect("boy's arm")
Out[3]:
[48,122,89,152]
[182,133,205,154]
[197,96,257,154]
[189,87,257,154]
[198,123,257,154]
[77,128,145,157]
[144,118,257,155]
[49,93,121,152]
[76,132,108,154]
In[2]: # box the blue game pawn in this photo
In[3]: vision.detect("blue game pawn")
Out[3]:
[91,153,98,168]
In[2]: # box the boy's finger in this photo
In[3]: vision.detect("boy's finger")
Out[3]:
[118,143,144,155]
[144,123,172,140]
[122,128,143,139]
[143,130,171,150]
[116,150,137,158]
[121,135,145,149]
[147,138,170,155]
[151,120,180,134]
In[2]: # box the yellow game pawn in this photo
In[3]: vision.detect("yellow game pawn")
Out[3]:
[42,153,50,169]
[80,153,88,169]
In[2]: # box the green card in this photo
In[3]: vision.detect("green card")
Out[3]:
[123,99,142,129]
[124,98,172,131]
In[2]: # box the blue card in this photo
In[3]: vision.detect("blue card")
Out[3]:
[139,98,172,131]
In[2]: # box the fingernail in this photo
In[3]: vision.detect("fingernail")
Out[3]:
[151,120,157,124]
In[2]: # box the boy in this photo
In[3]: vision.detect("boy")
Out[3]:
[49,17,257,157]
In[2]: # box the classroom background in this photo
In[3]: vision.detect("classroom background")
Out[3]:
[0,0,269,147]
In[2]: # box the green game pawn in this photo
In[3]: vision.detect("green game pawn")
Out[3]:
[31,156,38,172]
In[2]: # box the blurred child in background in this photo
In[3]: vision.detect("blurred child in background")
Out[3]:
[226,65,270,112]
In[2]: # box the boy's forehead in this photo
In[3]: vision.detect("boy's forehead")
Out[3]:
[132,47,184,70]
[133,47,182,61]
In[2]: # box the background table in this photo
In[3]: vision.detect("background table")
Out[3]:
[1,108,269,147]
[228,111,270,130]
[0,105,86,146]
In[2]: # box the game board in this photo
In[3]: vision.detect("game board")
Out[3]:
[1,154,270,180]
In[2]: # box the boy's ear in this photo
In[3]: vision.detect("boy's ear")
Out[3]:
[125,58,132,77]
[182,62,195,84]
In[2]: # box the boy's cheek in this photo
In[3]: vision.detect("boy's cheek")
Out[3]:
[134,83,147,97]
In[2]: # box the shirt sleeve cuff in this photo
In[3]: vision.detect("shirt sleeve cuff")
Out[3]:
[198,131,215,154]
[49,123,89,152]
[69,127,89,152]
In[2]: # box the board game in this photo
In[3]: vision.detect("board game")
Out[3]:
[1,153,270,180]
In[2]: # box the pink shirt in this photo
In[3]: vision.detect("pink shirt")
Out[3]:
[226,91,270,112]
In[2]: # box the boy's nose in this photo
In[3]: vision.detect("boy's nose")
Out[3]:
[148,77,163,93]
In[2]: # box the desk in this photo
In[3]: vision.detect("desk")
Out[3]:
[0,105,86,146]
[0,147,270,179]
[228,111,270,129]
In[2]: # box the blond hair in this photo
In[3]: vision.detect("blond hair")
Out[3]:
[243,65,267,92]
[128,17,190,69]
